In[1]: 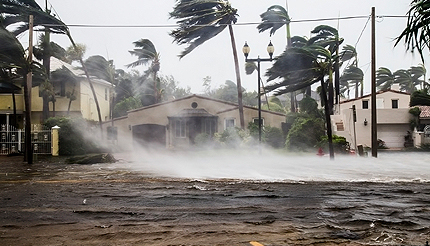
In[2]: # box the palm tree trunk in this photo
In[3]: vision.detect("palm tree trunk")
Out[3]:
[67,32,103,134]
[228,24,244,129]
[42,28,51,121]
[320,76,334,159]
[328,66,334,115]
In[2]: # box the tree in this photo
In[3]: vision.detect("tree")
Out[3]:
[376,67,396,91]
[395,0,430,61]
[33,34,67,120]
[409,64,427,89]
[257,4,296,112]
[340,65,364,98]
[127,39,160,104]
[169,0,245,128]
[1,0,105,133]
[264,43,336,158]
[394,69,418,93]
[0,26,48,163]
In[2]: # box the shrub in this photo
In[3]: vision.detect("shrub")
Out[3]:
[286,117,325,151]
[319,135,351,154]
[264,126,285,148]
[44,117,105,156]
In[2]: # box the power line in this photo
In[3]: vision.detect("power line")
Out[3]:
[40,14,406,29]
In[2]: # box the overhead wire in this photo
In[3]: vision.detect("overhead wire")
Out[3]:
[39,15,406,29]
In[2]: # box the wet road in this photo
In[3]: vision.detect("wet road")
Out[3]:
[0,155,429,245]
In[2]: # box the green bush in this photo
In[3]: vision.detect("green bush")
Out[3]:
[44,117,105,156]
[286,117,325,151]
[319,135,351,154]
[264,126,285,148]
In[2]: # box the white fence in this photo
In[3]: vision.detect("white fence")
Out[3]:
[0,124,52,155]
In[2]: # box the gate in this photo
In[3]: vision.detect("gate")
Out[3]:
[0,124,52,155]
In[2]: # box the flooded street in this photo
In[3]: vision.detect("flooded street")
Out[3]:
[0,152,429,245]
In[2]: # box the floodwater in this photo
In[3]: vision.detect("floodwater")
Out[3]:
[0,150,429,245]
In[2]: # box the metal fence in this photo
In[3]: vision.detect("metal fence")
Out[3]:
[0,124,52,155]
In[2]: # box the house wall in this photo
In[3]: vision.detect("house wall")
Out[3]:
[80,79,111,122]
[0,94,24,112]
[333,90,412,149]
[105,95,286,149]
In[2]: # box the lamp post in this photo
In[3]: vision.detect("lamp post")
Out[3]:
[242,41,275,145]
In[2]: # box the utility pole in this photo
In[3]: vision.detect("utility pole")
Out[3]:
[371,7,378,157]
[24,15,34,164]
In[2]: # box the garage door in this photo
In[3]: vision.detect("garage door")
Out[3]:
[132,124,166,147]
[377,124,409,148]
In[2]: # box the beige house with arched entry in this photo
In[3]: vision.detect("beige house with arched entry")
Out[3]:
[0,57,113,127]
[331,89,412,149]
[103,94,286,150]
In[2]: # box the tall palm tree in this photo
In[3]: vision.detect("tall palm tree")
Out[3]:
[169,0,245,128]
[257,4,296,111]
[376,67,396,91]
[265,44,335,159]
[395,0,430,61]
[33,34,67,120]
[127,39,160,104]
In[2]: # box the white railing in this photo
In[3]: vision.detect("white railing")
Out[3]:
[0,124,52,155]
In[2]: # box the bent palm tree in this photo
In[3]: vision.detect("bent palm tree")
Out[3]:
[265,45,335,159]
[340,65,364,98]
[169,0,245,128]
[127,39,160,104]
[1,0,104,131]
[257,4,296,111]
[376,67,395,91]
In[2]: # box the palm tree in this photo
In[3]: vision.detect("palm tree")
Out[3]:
[257,4,296,111]
[395,0,430,61]
[265,44,335,159]
[33,34,67,120]
[1,0,104,132]
[0,26,48,163]
[340,65,364,98]
[409,64,427,89]
[394,69,419,93]
[376,67,396,91]
[169,0,245,128]
[127,39,161,104]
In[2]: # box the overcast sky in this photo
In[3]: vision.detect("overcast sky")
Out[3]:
[27,0,424,96]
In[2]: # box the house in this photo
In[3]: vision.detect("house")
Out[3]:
[103,94,286,150]
[0,57,113,127]
[331,88,412,149]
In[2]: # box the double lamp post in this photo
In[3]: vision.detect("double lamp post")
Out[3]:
[242,41,275,144]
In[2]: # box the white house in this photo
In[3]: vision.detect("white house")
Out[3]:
[331,89,412,149]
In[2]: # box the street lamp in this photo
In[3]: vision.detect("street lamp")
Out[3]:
[242,41,275,145]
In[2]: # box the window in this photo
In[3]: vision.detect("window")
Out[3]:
[253,118,264,127]
[175,120,186,138]
[204,119,216,136]
[362,100,369,109]
[392,99,399,109]
[105,88,108,101]
[225,118,235,129]
[54,81,66,97]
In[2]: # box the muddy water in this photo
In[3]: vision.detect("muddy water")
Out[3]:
[0,154,429,245]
